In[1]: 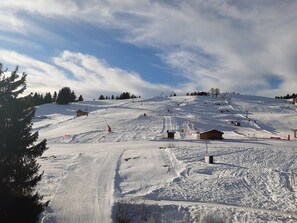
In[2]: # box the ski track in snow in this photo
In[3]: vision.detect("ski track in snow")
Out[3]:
[41,150,123,223]
[163,116,173,132]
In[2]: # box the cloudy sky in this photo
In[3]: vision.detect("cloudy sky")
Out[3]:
[0,0,297,99]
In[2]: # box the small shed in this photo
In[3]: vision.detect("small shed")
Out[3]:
[200,129,224,140]
[76,109,89,117]
[167,130,176,139]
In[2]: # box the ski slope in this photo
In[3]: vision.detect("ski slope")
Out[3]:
[36,94,297,222]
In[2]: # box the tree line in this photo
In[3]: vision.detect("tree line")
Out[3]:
[186,91,208,96]
[30,87,83,106]
[275,93,297,99]
[32,89,140,105]
[186,88,220,97]
[98,92,139,100]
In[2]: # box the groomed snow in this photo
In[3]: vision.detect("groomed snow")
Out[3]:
[36,94,297,222]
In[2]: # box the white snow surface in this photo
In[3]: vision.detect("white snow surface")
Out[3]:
[35,94,297,222]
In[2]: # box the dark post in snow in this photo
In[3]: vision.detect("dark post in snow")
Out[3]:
[205,140,213,164]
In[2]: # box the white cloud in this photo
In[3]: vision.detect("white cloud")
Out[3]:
[52,51,172,97]
[0,50,72,93]
[0,50,172,98]
[0,13,26,34]
[1,1,297,96]
[0,0,79,17]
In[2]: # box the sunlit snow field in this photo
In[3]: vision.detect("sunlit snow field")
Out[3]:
[35,94,297,223]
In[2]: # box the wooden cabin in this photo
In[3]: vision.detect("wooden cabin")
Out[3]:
[76,109,89,117]
[200,129,224,140]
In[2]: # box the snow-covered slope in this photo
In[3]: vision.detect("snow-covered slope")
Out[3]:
[36,95,297,223]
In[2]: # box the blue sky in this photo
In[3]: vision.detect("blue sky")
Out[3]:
[0,0,297,99]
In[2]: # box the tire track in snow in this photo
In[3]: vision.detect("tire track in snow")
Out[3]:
[162,116,173,133]
[43,152,122,223]
[159,148,189,200]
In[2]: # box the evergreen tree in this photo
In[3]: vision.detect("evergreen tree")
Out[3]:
[56,87,72,104]
[119,92,130,99]
[33,93,42,105]
[44,92,52,104]
[99,95,105,100]
[70,90,76,102]
[53,91,57,102]
[0,64,47,223]
[78,95,83,101]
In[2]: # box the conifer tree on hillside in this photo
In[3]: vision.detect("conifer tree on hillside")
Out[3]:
[119,92,130,99]
[56,87,73,104]
[53,91,57,102]
[32,92,44,105]
[70,90,76,102]
[0,64,47,222]
[78,94,83,101]
[44,92,52,104]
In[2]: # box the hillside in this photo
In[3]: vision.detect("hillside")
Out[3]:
[36,94,297,223]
